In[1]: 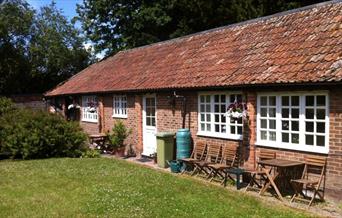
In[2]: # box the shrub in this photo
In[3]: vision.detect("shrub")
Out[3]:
[0,97,15,116]
[0,108,88,159]
[81,149,101,158]
[106,120,131,150]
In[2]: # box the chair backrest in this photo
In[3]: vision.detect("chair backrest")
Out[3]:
[191,141,206,160]
[259,149,276,161]
[205,144,222,163]
[302,156,327,185]
[221,144,238,167]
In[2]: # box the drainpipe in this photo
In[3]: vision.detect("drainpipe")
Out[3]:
[169,91,187,129]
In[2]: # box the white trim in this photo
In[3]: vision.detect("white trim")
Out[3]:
[142,94,157,156]
[197,91,243,140]
[112,95,128,118]
[256,91,329,154]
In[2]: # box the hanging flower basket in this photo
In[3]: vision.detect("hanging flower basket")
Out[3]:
[225,101,248,120]
[86,101,97,113]
[67,104,81,110]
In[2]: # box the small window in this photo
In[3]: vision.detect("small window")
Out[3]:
[113,95,127,118]
[82,96,98,123]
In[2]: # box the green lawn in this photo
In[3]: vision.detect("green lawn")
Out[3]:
[0,158,314,218]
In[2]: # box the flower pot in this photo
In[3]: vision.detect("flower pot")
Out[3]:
[115,147,125,157]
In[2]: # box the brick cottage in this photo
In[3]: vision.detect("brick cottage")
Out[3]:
[45,1,342,199]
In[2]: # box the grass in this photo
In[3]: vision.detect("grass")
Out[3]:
[0,158,315,218]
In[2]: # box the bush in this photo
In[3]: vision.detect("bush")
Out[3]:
[81,149,101,158]
[0,97,15,116]
[106,120,131,150]
[0,108,88,159]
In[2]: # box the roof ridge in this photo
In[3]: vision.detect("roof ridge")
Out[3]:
[117,0,341,55]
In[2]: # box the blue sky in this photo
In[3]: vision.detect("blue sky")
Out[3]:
[27,0,81,20]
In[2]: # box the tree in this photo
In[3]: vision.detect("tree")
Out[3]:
[76,0,326,57]
[0,0,91,94]
[29,2,90,92]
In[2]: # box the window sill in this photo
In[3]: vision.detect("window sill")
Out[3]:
[112,115,127,119]
[255,141,329,154]
[81,119,98,123]
[197,132,242,140]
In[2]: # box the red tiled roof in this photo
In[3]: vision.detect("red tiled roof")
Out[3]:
[45,1,342,97]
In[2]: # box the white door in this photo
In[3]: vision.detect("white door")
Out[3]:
[142,94,157,156]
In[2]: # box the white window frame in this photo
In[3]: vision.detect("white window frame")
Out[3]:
[197,91,243,140]
[256,91,329,154]
[81,95,98,123]
[112,95,128,118]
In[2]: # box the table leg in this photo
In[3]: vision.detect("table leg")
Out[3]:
[265,171,284,201]
[236,173,241,190]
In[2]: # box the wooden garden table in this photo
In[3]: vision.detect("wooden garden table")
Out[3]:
[89,133,107,147]
[258,159,304,201]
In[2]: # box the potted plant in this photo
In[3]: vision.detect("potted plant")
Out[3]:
[106,120,131,157]
[225,101,248,121]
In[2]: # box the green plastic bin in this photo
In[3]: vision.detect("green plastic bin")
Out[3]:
[156,132,175,168]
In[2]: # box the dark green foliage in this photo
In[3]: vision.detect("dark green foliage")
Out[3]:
[0,97,15,116]
[0,0,91,94]
[81,149,101,158]
[0,108,88,159]
[106,120,131,149]
[76,0,326,57]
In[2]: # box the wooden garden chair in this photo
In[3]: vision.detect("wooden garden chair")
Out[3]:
[290,156,327,207]
[244,149,276,193]
[207,143,238,184]
[180,141,207,174]
[192,143,222,177]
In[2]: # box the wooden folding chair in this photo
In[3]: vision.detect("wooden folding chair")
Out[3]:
[207,144,238,184]
[290,155,327,207]
[192,143,221,177]
[244,149,276,193]
[180,141,207,174]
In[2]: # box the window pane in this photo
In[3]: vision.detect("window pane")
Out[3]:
[200,96,205,103]
[306,135,314,145]
[214,95,219,102]
[306,96,314,106]
[151,118,156,126]
[221,95,226,103]
[214,105,219,112]
[221,115,226,123]
[230,95,236,103]
[206,96,210,103]
[221,105,226,113]
[206,124,211,131]
[282,121,289,130]
[260,97,267,106]
[269,96,276,106]
[201,114,205,121]
[291,134,299,144]
[146,118,151,126]
[316,122,325,133]
[305,109,314,119]
[269,132,276,141]
[317,136,325,146]
[291,108,299,118]
[200,105,205,112]
[291,96,299,106]
[237,95,242,102]
[317,109,325,120]
[282,133,289,143]
[222,125,226,133]
[261,119,267,128]
[215,114,219,122]
[282,96,289,106]
[269,120,276,129]
[206,114,211,122]
[201,123,205,131]
[316,96,326,106]
[306,122,314,132]
[282,108,289,118]
[269,108,276,117]
[261,108,267,117]
[237,126,242,134]
[206,105,210,112]
[215,124,220,132]
[261,131,267,140]
[231,126,236,134]
[291,121,299,131]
